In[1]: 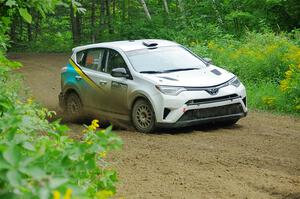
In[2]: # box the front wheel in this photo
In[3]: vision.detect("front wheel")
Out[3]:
[131,99,156,133]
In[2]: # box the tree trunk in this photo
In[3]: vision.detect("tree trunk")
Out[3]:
[112,0,116,17]
[27,23,32,42]
[122,0,126,21]
[91,0,96,42]
[9,14,17,43]
[127,0,131,22]
[75,14,81,42]
[19,15,23,41]
[177,0,184,12]
[212,0,224,26]
[106,0,113,34]
[70,4,80,44]
[162,0,169,14]
[100,0,105,28]
[177,0,186,24]
[139,0,151,20]
[34,12,40,40]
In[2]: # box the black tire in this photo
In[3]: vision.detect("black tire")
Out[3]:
[131,99,156,133]
[65,92,83,122]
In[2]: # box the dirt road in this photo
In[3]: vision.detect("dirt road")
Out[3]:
[10,53,300,199]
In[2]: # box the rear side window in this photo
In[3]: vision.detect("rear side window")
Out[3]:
[76,48,105,71]
[76,51,85,66]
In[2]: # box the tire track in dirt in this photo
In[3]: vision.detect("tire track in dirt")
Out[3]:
[10,53,300,199]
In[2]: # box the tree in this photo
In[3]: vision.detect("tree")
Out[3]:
[140,0,151,20]
[162,0,169,14]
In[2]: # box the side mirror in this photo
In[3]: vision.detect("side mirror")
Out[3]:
[203,57,213,65]
[111,67,129,78]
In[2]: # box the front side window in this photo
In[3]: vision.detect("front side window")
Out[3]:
[76,48,105,71]
[106,50,127,74]
[125,46,206,73]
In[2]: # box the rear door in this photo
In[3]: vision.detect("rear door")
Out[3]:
[77,48,111,111]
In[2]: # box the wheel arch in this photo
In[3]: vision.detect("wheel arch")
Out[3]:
[62,86,83,108]
[129,93,153,111]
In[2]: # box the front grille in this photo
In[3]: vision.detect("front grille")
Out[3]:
[186,94,239,106]
[178,103,244,122]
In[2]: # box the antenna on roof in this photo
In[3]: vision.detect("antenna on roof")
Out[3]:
[142,41,158,48]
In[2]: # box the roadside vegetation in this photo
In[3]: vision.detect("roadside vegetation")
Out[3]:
[0,0,300,198]
[0,1,122,199]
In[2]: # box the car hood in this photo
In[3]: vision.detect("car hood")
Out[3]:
[140,65,235,87]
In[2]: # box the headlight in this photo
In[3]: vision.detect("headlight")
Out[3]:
[229,77,241,87]
[155,85,186,96]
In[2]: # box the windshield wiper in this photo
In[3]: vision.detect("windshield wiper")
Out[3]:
[140,70,163,74]
[162,68,200,73]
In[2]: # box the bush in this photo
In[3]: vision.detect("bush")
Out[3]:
[0,52,123,198]
[191,32,300,115]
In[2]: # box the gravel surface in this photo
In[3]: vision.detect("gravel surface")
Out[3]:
[11,53,300,199]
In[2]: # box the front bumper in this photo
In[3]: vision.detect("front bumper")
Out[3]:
[152,84,247,127]
[157,104,247,128]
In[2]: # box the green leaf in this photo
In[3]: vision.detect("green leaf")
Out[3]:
[49,177,68,189]
[1,17,11,26]
[5,0,16,7]
[7,170,21,187]
[18,8,32,23]
[22,142,35,151]
[38,187,49,199]
[23,167,46,180]
[0,159,10,170]
[3,145,20,166]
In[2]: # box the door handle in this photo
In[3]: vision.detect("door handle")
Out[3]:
[111,81,127,88]
[98,80,107,85]
[75,75,82,81]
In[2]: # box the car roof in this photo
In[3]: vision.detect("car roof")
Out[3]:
[72,39,179,53]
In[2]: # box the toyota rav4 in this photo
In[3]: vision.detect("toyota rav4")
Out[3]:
[59,39,247,133]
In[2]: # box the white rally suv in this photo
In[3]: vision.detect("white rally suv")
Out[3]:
[59,39,247,133]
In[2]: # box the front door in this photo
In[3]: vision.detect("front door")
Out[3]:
[104,49,130,115]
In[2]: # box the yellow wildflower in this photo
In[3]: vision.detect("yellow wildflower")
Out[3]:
[285,70,293,79]
[262,96,275,106]
[27,97,34,105]
[265,44,278,53]
[99,151,107,158]
[90,119,100,130]
[63,188,73,199]
[84,119,100,133]
[96,190,114,199]
[280,79,289,92]
[87,141,93,145]
[53,190,61,199]
[207,41,215,49]
[190,41,196,46]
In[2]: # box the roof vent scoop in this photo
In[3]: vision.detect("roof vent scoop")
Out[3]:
[143,41,158,48]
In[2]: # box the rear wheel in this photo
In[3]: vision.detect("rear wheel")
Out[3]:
[132,99,156,133]
[65,92,82,121]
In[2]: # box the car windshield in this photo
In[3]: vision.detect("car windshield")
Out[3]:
[125,46,206,73]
